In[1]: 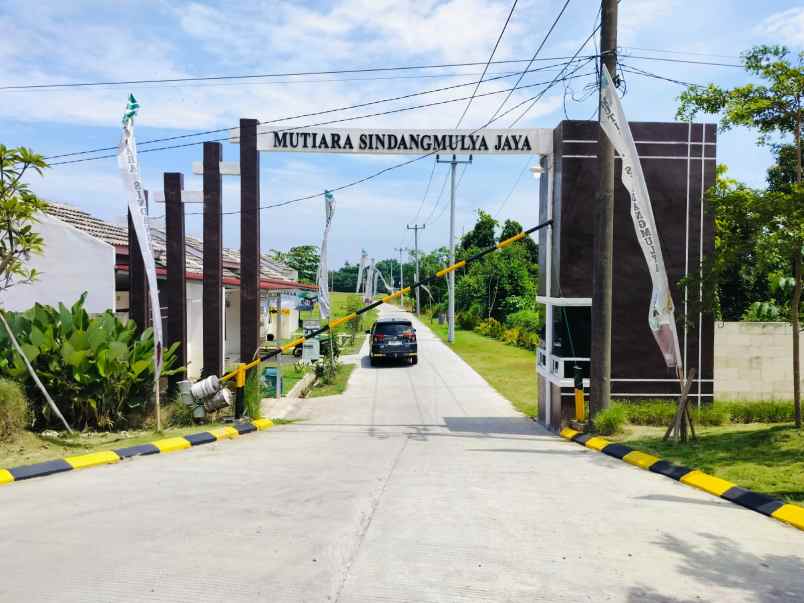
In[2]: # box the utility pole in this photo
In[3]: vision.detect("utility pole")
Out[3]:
[590,0,618,419]
[394,247,407,308]
[407,224,425,315]
[437,154,472,343]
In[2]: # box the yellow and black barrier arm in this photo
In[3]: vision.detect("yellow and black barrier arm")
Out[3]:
[219,219,552,416]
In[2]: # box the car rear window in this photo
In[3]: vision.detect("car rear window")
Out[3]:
[375,322,412,336]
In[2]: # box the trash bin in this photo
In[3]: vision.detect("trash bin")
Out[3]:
[262,367,282,397]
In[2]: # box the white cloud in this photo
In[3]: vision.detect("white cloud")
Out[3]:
[756,7,804,47]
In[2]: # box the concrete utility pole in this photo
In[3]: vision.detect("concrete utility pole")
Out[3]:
[437,154,472,343]
[407,224,425,315]
[394,247,407,308]
[590,0,618,418]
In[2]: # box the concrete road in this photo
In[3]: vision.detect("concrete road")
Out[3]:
[1,305,802,602]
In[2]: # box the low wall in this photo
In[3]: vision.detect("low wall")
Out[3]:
[715,322,802,401]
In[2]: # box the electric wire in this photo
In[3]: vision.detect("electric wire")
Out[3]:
[454,0,518,129]
[44,57,589,161]
[48,70,596,167]
[1,56,598,91]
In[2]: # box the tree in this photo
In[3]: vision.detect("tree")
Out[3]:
[767,140,804,192]
[677,45,803,428]
[278,245,319,284]
[460,210,497,251]
[0,145,48,291]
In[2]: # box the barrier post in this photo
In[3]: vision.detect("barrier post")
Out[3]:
[235,363,246,419]
[574,365,586,421]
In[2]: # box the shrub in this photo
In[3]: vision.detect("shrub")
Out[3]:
[505,309,543,333]
[0,377,28,439]
[501,327,520,346]
[475,317,503,339]
[720,400,794,424]
[593,405,627,435]
[0,294,182,431]
[456,306,482,331]
[243,369,264,419]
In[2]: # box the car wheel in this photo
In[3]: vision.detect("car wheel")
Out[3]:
[411,356,418,365]
[370,356,377,367]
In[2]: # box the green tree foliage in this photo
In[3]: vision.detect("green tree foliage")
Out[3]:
[331,261,357,292]
[460,210,497,251]
[273,245,320,284]
[0,145,48,291]
[0,295,182,430]
[767,140,804,192]
[677,45,803,428]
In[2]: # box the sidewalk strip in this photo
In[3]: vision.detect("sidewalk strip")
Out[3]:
[0,420,274,487]
[559,429,803,532]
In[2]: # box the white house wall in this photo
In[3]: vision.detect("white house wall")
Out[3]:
[0,212,115,313]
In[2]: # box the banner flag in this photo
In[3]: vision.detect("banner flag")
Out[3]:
[117,94,163,380]
[599,66,682,370]
[364,258,375,303]
[356,250,367,294]
[317,190,335,319]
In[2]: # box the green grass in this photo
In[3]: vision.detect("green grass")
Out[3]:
[608,423,804,505]
[427,319,538,417]
[306,364,356,398]
[0,421,226,469]
[298,291,379,355]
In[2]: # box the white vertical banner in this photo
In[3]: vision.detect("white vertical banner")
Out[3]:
[356,250,367,294]
[317,190,335,320]
[599,66,683,370]
[117,95,163,381]
[364,258,375,303]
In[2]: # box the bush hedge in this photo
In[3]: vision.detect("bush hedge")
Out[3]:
[612,399,794,427]
[593,405,627,435]
[0,377,28,439]
[0,295,182,431]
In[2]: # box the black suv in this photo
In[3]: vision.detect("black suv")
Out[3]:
[368,317,418,366]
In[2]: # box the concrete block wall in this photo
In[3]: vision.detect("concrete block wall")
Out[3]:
[714,322,802,401]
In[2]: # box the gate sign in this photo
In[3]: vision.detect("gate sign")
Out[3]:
[230,128,553,156]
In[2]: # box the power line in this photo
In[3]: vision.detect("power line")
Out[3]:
[2,55,597,91]
[49,69,596,167]
[616,54,742,68]
[494,155,533,217]
[44,57,589,161]
[455,0,518,128]
[487,0,573,124]
[618,46,739,60]
[422,0,572,229]
[184,69,597,218]
[619,64,699,87]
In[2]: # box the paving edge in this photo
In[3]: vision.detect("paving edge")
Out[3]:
[0,419,274,487]
[559,427,804,533]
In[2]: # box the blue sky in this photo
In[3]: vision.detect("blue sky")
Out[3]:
[2,0,803,268]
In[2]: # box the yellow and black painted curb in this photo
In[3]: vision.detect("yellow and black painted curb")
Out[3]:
[559,427,804,533]
[0,419,273,487]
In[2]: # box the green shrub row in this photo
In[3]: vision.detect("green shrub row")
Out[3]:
[473,310,543,352]
[608,399,795,429]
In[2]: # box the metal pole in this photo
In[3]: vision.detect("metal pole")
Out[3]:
[394,246,406,309]
[407,224,425,315]
[436,154,471,343]
[590,0,618,418]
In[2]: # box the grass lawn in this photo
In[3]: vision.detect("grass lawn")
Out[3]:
[427,319,538,417]
[0,421,226,469]
[607,423,804,505]
[306,364,356,398]
[298,291,379,355]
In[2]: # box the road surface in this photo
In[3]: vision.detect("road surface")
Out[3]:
[1,305,802,602]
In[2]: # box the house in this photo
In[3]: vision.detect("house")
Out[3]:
[18,203,314,378]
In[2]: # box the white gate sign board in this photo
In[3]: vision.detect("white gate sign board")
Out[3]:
[229,128,553,156]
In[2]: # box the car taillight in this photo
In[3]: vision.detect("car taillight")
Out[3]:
[403,331,416,342]
[373,334,384,343]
